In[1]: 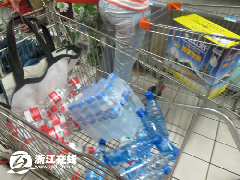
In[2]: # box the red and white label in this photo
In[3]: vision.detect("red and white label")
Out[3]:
[48,125,64,139]
[68,77,82,90]
[48,88,65,104]
[24,107,42,123]
[50,113,66,126]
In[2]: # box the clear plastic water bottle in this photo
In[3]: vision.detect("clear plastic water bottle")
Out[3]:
[43,113,72,128]
[23,106,51,124]
[40,122,72,140]
[85,139,107,180]
[136,109,175,153]
[119,164,171,180]
[85,96,112,141]
[93,78,107,95]
[108,73,145,109]
[145,91,168,137]
[104,136,161,167]
[75,100,101,142]
[74,86,88,102]
[50,96,75,115]
[103,82,122,102]
[119,136,133,147]
[68,74,82,94]
[60,141,94,155]
[135,123,149,140]
[96,91,134,139]
[45,85,74,107]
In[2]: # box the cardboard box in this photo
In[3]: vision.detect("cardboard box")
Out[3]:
[165,14,240,98]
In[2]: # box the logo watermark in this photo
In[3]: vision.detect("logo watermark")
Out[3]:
[8,151,77,174]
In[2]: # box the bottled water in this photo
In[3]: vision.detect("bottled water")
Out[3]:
[104,136,161,167]
[137,109,176,153]
[43,113,72,128]
[119,164,171,180]
[50,96,75,115]
[119,136,133,146]
[85,139,107,180]
[75,100,101,142]
[135,123,148,140]
[74,86,87,101]
[40,122,72,140]
[103,82,122,101]
[108,73,145,109]
[45,85,76,110]
[93,78,107,95]
[68,74,82,94]
[68,103,81,121]
[144,91,168,137]
[60,141,94,155]
[23,106,51,125]
[86,96,112,141]
[96,91,134,139]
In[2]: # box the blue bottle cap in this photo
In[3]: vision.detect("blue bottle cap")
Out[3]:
[136,108,145,117]
[163,165,171,175]
[89,82,96,88]
[173,148,180,157]
[104,82,112,89]
[76,100,84,108]
[99,139,106,145]
[98,78,106,84]
[96,91,105,99]
[168,154,176,162]
[108,73,117,81]
[68,103,75,111]
[145,91,154,99]
[86,96,94,104]
[152,135,162,144]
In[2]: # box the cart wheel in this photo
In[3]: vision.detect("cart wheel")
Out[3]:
[148,85,165,98]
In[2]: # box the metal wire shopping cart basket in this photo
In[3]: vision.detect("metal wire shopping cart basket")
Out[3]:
[0,1,239,180]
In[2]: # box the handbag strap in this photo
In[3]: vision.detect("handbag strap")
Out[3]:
[6,15,55,85]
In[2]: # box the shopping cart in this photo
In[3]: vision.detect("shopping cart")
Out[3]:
[0,1,239,180]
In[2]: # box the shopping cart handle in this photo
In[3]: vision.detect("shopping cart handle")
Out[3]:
[139,17,151,30]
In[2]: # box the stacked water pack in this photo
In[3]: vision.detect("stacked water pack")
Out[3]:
[68,73,144,142]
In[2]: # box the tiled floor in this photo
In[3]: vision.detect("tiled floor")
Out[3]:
[0,71,239,180]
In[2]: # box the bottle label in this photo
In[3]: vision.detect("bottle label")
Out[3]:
[123,84,131,96]
[24,107,42,122]
[68,77,82,90]
[95,111,108,122]
[50,113,66,126]
[106,103,121,119]
[120,94,128,106]
[49,88,65,104]
[48,125,64,139]
[60,97,73,112]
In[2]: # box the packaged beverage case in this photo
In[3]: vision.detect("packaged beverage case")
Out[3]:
[68,103,81,121]
[85,139,107,180]
[96,91,134,139]
[40,123,72,140]
[75,100,101,142]
[46,85,74,108]
[68,74,82,93]
[108,73,145,110]
[119,164,171,180]
[165,14,240,98]
[104,136,161,167]
[137,109,176,153]
[60,141,94,155]
[144,91,168,137]
[85,96,112,141]
[44,113,72,128]
[96,91,124,140]
[23,106,51,124]
[74,86,87,101]
[93,78,107,95]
